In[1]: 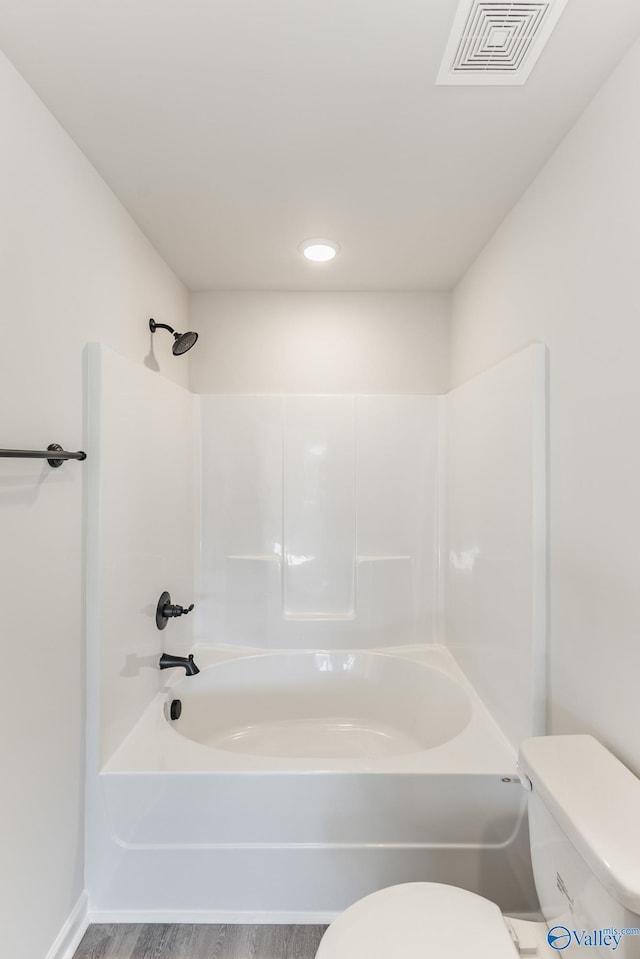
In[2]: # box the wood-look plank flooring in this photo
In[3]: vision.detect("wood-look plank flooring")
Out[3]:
[73,924,328,959]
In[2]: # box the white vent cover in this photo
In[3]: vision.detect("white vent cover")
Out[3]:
[437,0,569,85]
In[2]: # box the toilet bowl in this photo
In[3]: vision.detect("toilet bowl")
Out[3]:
[316,735,640,958]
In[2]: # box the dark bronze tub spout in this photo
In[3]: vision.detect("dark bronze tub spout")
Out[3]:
[159,652,200,676]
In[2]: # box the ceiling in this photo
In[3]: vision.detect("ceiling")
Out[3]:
[1,0,639,291]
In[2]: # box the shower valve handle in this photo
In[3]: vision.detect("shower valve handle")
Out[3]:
[164,602,194,618]
[155,591,195,630]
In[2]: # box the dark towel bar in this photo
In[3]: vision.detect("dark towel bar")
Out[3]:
[0,444,87,468]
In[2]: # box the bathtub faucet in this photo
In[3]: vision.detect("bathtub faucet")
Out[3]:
[155,591,195,631]
[159,652,200,676]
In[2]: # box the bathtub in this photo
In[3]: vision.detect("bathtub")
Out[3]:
[88,645,537,922]
[161,650,472,762]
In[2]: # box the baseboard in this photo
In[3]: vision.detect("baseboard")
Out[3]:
[45,892,89,959]
[87,908,336,925]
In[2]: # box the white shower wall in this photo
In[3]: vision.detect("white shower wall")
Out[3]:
[87,344,197,766]
[197,395,441,649]
[88,345,545,767]
[445,345,547,748]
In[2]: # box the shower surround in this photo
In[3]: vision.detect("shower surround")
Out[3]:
[198,393,439,649]
[85,343,546,921]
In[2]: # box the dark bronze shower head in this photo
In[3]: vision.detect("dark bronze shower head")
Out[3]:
[149,318,199,356]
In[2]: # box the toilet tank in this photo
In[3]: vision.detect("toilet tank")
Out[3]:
[519,735,640,958]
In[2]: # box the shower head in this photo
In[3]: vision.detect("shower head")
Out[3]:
[149,318,199,356]
[172,329,198,355]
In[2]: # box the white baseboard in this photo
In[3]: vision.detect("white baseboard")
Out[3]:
[87,908,336,925]
[45,892,89,959]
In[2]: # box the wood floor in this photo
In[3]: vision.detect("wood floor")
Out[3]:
[73,924,328,959]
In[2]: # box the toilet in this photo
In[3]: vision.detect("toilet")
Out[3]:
[316,735,640,958]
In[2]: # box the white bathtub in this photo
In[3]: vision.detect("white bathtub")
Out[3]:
[88,645,537,922]
[103,645,522,773]
[167,650,472,761]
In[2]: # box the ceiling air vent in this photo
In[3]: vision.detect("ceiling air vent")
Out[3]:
[437,0,569,85]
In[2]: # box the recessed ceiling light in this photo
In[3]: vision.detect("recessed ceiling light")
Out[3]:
[298,238,340,262]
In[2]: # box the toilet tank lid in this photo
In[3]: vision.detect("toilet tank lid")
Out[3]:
[519,735,640,914]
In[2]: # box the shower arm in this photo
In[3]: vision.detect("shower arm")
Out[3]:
[149,321,176,334]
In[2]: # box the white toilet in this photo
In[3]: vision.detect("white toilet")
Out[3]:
[316,735,640,958]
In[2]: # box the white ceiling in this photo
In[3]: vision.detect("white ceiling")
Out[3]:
[1,0,639,291]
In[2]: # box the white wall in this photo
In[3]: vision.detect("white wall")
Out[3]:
[87,346,196,766]
[450,37,640,775]
[189,292,450,394]
[0,50,188,959]
[198,394,440,648]
[444,346,547,750]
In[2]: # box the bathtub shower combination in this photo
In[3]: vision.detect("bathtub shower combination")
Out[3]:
[85,343,547,921]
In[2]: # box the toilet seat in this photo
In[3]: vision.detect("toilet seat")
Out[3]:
[316,882,519,959]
